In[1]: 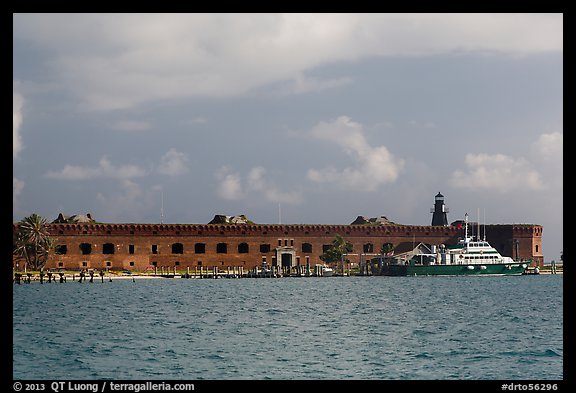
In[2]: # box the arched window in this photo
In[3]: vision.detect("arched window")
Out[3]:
[195,243,206,254]
[55,245,68,255]
[103,243,114,255]
[217,243,228,254]
[172,243,184,254]
[238,243,249,253]
[260,244,271,253]
[302,243,313,253]
[363,243,374,253]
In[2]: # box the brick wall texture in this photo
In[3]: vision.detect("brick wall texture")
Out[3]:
[13,222,544,271]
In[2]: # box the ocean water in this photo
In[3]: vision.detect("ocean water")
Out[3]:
[13,275,563,380]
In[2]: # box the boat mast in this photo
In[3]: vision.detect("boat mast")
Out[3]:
[477,208,480,242]
[483,208,486,241]
[464,213,469,242]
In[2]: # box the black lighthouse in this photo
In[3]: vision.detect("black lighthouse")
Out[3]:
[431,192,449,226]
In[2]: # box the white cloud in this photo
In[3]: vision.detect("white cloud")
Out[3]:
[14,13,562,111]
[157,148,189,176]
[13,87,24,159]
[215,166,244,200]
[531,131,563,190]
[247,167,303,204]
[215,165,302,204]
[450,131,563,193]
[306,116,404,190]
[532,131,563,161]
[247,166,267,191]
[44,150,191,181]
[450,153,543,192]
[45,157,146,180]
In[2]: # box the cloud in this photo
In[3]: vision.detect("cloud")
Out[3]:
[532,131,563,161]
[215,166,244,200]
[157,148,189,176]
[277,73,353,95]
[96,179,155,222]
[531,131,563,189]
[44,149,190,181]
[14,13,562,111]
[13,177,25,214]
[45,157,147,180]
[306,116,404,190]
[13,87,24,159]
[247,167,303,204]
[450,153,544,192]
[215,165,303,204]
[450,131,562,193]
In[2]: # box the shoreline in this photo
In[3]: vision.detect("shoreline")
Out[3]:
[12,273,169,283]
[13,270,563,284]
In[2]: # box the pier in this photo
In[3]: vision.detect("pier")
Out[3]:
[12,262,341,283]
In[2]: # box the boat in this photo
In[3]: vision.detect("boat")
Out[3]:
[523,266,540,275]
[382,213,528,276]
[321,266,334,277]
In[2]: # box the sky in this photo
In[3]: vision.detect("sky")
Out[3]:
[13,13,563,261]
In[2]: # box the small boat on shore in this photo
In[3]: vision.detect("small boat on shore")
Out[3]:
[523,266,540,275]
[322,266,334,277]
[380,213,528,276]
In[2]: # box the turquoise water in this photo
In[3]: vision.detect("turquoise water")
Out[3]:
[13,275,563,380]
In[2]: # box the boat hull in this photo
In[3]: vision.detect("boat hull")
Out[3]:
[384,263,526,276]
[322,269,334,277]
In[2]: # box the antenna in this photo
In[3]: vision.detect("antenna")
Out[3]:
[477,208,480,241]
[160,189,165,224]
[278,203,281,225]
[483,208,486,241]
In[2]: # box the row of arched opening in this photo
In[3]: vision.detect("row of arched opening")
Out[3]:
[59,241,394,256]
[66,242,313,255]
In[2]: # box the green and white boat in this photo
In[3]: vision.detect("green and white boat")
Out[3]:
[384,214,528,276]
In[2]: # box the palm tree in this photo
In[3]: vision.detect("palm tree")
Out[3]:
[13,213,55,271]
[320,234,353,264]
[380,242,394,256]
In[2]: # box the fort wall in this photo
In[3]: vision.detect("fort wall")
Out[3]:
[13,222,543,271]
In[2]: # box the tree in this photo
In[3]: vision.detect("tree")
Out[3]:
[380,242,394,255]
[13,213,55,271]
[320,234,353,264]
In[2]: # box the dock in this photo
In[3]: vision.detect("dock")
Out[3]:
[12,263,336,283]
